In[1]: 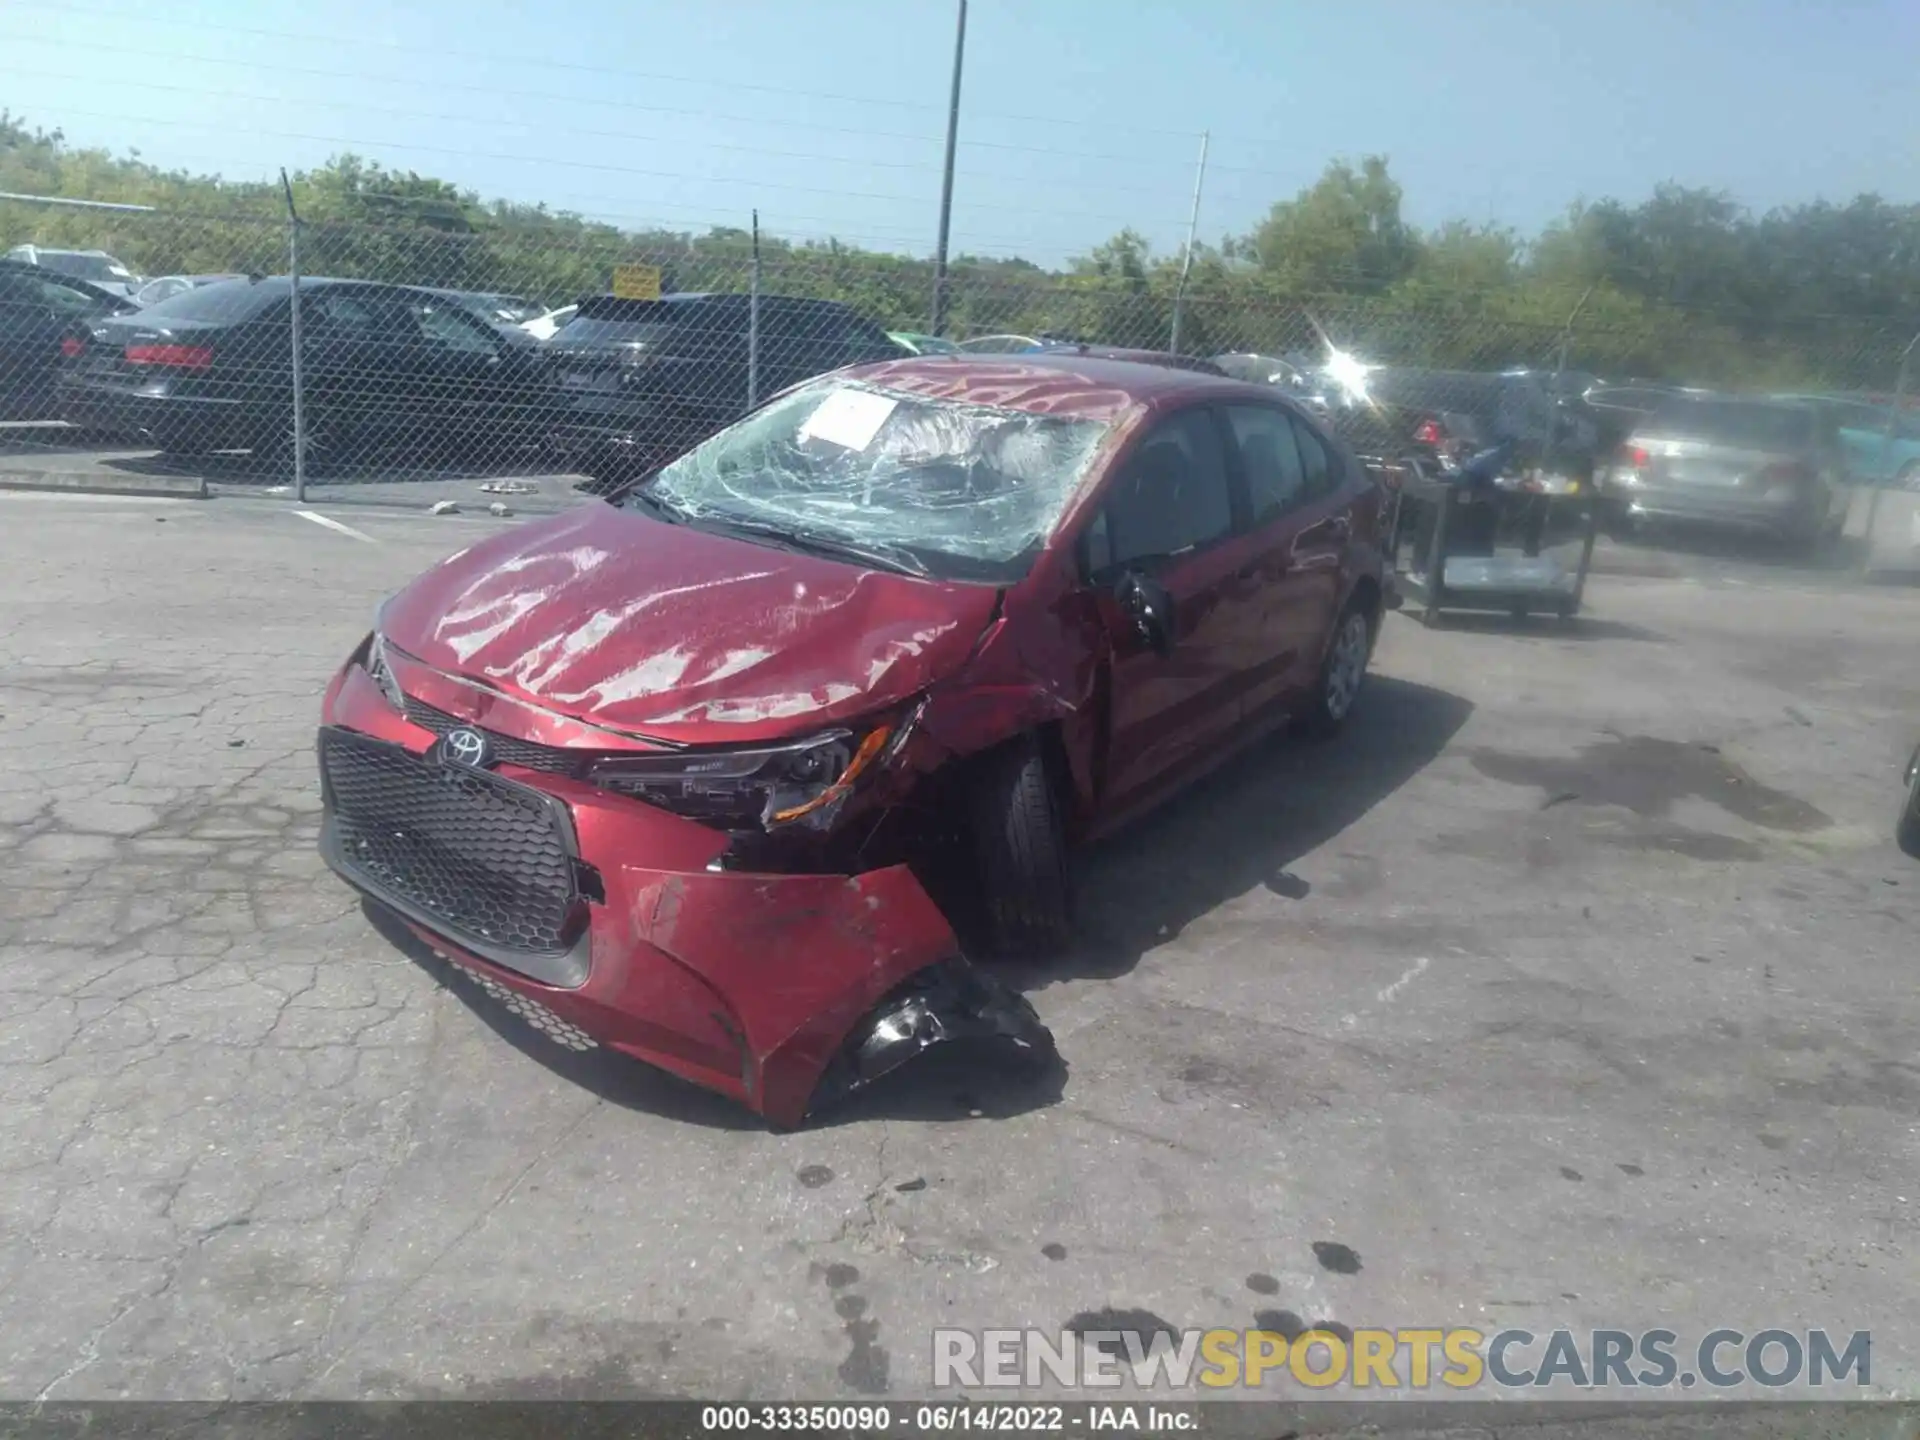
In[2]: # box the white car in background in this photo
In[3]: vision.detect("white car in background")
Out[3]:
[520,303,578,342]
[6,245,142,299]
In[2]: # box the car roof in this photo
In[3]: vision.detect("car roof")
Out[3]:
[9,245,114,258]
[0,258,120,292]
[841,352,1289,422]
[579,290,853,310]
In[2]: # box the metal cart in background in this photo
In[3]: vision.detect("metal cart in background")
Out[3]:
[1382,456,1600,626]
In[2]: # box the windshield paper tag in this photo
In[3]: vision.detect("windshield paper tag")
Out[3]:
[799,388,897,451]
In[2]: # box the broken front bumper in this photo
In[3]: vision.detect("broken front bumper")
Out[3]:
[317,657,1054,1127]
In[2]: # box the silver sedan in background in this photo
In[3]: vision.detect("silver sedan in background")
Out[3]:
[1596,391,1850,551]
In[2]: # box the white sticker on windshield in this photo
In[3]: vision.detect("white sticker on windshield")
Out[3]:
[798,387,898,451]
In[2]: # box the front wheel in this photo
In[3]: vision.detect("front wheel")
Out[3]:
[1296,602,1373,739]
[967,735,1074,957]
[1898,765,1920,860]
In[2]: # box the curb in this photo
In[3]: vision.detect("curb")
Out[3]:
[0,470,209,499]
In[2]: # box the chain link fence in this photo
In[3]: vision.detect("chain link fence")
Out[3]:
[4,195,1919,508]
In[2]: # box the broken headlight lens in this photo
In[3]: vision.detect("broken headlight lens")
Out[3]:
[586,724,899,832]
[364,631,406,713]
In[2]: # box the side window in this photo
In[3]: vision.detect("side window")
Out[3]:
[8,274,99,314]
[1096,409,1234,572]
[1224,405,1308,524]
[412,300,500,357]
[308,291,385,334]
[1290,414,1335,497]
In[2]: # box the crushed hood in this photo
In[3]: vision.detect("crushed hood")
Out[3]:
[381,504,1000,744]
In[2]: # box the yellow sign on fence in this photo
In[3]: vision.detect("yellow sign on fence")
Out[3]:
[610,264,662,300]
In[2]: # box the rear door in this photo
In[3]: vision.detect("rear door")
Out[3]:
[400,292,542,443]
[1084,405,1258,812]
[1217,402,1349,719]
[302,286,421,443]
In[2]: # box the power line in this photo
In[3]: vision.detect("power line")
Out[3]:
[0,29,1308,179]
[0,64,1220,208]
[8,0,1211,142]
[0,145,1125,262]
[32,102,1182,230]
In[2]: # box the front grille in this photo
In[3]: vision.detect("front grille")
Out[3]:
[320,726,581,957]
[403,696,593,776]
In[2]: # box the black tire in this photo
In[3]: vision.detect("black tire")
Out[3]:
[1296,599,1375,739]
[1898,770,1920,860]
[967,735,1073,956]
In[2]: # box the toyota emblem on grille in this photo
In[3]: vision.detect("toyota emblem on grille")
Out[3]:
[437,727,494,770]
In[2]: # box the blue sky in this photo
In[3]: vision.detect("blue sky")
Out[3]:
[3,0,1916,265]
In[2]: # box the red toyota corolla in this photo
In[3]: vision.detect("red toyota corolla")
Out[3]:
[318,354,1392,1126]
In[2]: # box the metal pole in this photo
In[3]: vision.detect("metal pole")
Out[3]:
[1169,131,1209,354]
[1859,328,1920,566]
[747,210,761,411]
[280,169,305,504]
[928,0,967,336]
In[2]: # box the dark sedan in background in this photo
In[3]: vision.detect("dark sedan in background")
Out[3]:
[0,259,137,420]
[421,288,547,329]
[133,273,247,308]
[546,290,907,488]
[58,276,561,467]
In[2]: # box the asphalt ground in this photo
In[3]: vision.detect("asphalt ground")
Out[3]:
[0,482,1916,1416]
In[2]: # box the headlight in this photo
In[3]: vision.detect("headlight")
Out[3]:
[588,721,904,832]
[364,631,406,712]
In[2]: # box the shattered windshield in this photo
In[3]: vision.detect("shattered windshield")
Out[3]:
[636,380,1114,581]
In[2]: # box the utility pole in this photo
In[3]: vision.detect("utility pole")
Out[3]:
[1169,131,1209,354]
[929,0,967,337]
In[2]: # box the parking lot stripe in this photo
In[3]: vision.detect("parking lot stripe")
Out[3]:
[294,509,379,544]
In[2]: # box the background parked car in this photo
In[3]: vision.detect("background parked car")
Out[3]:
[58,276,560,467]
[956,333,1046,354]
[420,288,546,329]
[887,331,961,355]
[1033,343,1228,375]
[1594,391,1849,550]
[5,244,142,299]
[1211,352,1312,387]
[133,274,247,308]
[520,303,578,342]
[1773,393,1920,490]
[547,290,908,488]
[1325,365,1603,479]
[0,258,137,420]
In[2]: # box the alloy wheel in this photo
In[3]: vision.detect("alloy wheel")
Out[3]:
[1324,611,1370,721]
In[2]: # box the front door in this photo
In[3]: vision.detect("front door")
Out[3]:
[1088,406,1259,813]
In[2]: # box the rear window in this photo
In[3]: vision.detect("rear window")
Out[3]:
[137,279,286,325]
[1650,398,1814,449]
[40,253,134,285]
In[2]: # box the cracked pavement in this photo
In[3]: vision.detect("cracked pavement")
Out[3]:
[1,489,1917,1404]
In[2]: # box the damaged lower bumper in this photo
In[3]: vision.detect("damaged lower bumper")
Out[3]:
[317,661,1057,1128]
[809,957,1057,1116]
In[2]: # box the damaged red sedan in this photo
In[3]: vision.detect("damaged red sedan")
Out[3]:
[317,353,1391,1126]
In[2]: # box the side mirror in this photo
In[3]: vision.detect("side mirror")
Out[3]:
[1115,571,1176,657]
